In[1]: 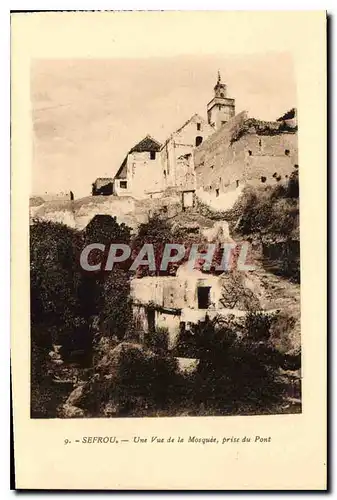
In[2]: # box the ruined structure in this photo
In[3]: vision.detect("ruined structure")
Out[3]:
[194,110,298,198]
[92,178,114,196]
[39,191,74,202]
[131,263,247,349]
[112,115,213,201]
[158,114,214,194]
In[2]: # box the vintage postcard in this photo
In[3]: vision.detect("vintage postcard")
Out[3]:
[11,10,327,490]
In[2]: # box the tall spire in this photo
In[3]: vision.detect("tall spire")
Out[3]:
[217,70,221,85]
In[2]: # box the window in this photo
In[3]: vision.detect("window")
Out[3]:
[285,149,290,156]
[197,123,201,131]
[147,308,155,332]
[195,136,203,147]
[294,164,299,169]
[150,151,156,160]
[221,121,226,126]
[248,150,252,156]
[163,170,166,177]
[197,286,211,309]
[120,181,127,189]
[210,165,214,170]
[236,180,239,188]
[216,188,219,197]
[261,176,267,183]
[220,92,225,98]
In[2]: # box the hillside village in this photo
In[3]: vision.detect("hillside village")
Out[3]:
[30,73,301,418]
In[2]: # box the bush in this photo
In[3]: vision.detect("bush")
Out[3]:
[245,311,273,341]
[145,327,169,354]
[81,343,180,417]
[188,315,297,415]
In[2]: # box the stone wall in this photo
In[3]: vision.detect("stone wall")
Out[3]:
[114,150,164,199]
[30,192,183,232]
[194,112,298,198]
[161,114,214,191]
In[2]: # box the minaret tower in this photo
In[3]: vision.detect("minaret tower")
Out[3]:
[207,71,235,130]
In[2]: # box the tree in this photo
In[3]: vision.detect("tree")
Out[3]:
[30,220,84,340]
[83,214,132,339]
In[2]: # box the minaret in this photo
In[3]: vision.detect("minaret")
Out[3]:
[207,71,235,129]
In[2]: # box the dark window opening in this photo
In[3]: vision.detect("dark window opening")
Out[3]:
[220,92,225,98]
[261,176,267,183]
[285,149,290,156]
[273,172,278,178]
[163,170,166,177]
[216,188,219,197]
[221,121,226,126]
[195,136,203,147]
[70,191,74,201]
[294,164,299,169]
[259,139,262,146]
[120,181,127,189]
[150,151,156,160]
[197,286,211,310]
[197,123,201,131]
[210,165,214,169]
[187,227,199,235]
[248,150,252,156]
[276,175,282,182]
[236,180,239,188]
[147,308,155,332]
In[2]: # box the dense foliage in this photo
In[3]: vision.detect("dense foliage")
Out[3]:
[30,217,132,416]
[235,170,300,281]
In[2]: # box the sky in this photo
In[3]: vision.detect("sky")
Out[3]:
[31,52,296,198]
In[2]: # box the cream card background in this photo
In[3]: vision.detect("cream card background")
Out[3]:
[11,11,326,490]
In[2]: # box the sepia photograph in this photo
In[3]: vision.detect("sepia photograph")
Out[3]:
[10,10,327,490]
[30,52,301,419]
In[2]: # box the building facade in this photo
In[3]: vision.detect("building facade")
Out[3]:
[194,111,298,197]
[207,71,236,130]
[113,135,163,198]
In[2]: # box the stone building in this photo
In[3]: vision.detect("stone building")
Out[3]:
[158,113,214,194]
[131,263,246,349]
[112,115,214,200]
[194,109,298,198]
[207,71,236,130]
[108,72,297,203]
[41,191,74,202]
[113,135,163,198]
[92,177,114,196]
